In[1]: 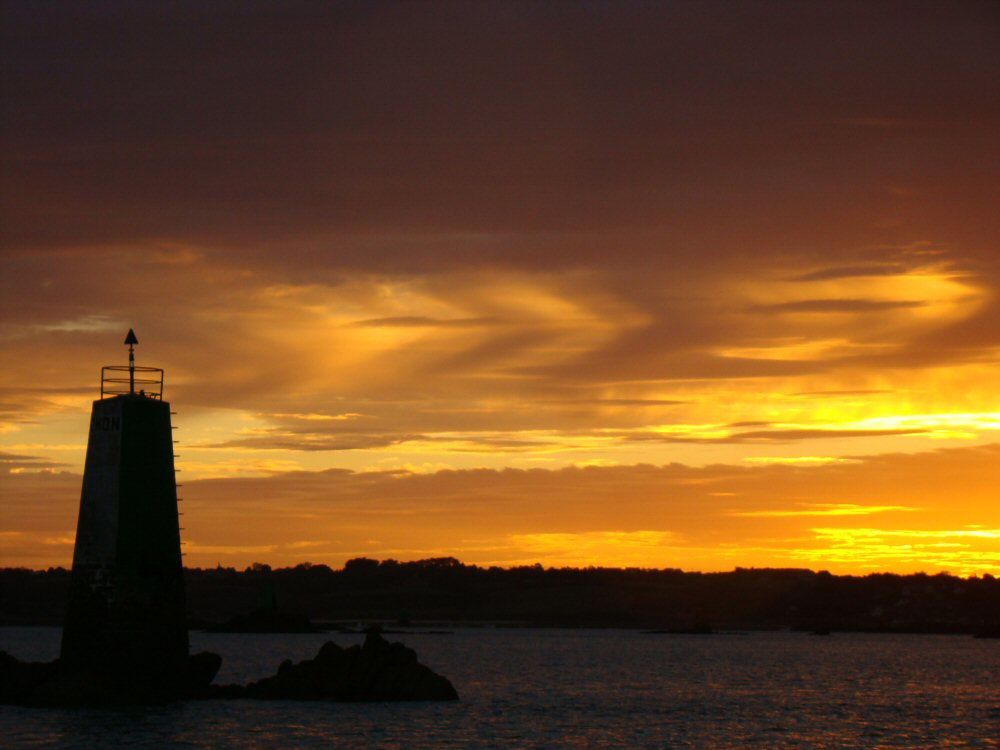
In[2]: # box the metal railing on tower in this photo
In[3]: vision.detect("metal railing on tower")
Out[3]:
[100,328,164,399]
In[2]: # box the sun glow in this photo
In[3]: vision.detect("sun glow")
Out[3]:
[799,527,1000,576]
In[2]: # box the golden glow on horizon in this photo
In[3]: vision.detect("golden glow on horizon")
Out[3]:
[799,527,1000,577]
[3,267,1000,575]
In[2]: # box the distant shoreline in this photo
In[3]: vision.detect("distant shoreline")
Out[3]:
[3,558,997,635]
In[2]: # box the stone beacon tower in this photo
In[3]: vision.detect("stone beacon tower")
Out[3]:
[60,329,189,691]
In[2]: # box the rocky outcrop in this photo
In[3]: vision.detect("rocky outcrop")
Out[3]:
[0,651,60,705]
[204,631,458,701]
[1,632,457,706]
[0,650,221,707]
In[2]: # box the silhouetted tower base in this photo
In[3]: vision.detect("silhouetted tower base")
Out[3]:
[60,332,187,688]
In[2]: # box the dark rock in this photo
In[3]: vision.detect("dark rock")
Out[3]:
[0,651,60,704]
[186,651,223,687]
[0,651,167,706]
[1,650,224,706]
[240,632,458,701]
[1,634,457,705]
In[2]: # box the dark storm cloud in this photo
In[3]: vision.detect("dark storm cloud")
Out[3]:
[2,0,997,269]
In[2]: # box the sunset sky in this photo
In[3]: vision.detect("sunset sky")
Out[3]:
[2,1,998,574]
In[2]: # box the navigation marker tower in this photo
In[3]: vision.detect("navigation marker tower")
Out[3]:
[60,330,188,692]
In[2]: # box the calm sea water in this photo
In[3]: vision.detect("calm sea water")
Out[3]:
[1,627,997,749]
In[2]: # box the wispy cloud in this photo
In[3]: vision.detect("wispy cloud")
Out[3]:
[791,265,909,282]
[351,316,500,328]
[750,299,925,314]
[742,457,857,467]
[731,503,916,517]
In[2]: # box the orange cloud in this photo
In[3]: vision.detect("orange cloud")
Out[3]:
[4,444,998,575]
[2,2,998,575]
